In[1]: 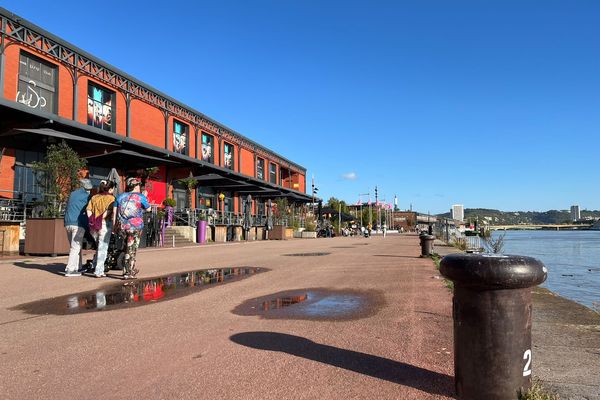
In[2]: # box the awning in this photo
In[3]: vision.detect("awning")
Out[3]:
[192,173,313,202]
[0,128,119,152]
[86,149,180,169]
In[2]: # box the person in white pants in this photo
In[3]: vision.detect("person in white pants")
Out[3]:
[64,179,92,276]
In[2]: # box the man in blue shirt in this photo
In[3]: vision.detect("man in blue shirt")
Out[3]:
[64,179,92,276]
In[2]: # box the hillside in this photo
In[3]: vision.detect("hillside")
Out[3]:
[437,208,600,225]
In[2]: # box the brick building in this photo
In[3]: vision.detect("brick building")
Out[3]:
[0,7,310,219]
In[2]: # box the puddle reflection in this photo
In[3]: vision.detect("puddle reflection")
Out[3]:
[234,288,384,321]
[14,267,264,315]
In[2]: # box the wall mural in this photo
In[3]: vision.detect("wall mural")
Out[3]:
[87,85,113,131]
[224,143,234,169]
[257,158,264,180]
[201,133,213,163]
[173,121,188,154]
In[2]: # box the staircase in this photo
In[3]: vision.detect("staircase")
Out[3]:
[163,226,196,247]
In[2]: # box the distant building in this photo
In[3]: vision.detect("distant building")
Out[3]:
[452,204,464,222]
[570,205,580,221]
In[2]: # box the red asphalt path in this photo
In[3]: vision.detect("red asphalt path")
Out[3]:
[0,234,454,400]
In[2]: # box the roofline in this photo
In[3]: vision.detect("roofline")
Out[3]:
[0,7,306,173]
[0,98,311,200]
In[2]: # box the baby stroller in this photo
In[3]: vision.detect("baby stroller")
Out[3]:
[104,231,126,273]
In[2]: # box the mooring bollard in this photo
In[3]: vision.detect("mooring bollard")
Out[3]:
[440,254,547,400]
[419,234,435,256]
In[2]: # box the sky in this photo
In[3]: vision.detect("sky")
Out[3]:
[3,0,599,214]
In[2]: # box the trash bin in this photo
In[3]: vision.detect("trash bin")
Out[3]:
[440,253,547,400]
[419,234,435,256]
[197,220,207,244]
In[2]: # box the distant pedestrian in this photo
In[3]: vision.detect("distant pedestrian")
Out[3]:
[86,180,116,278]
[383,223,387,238]
[115,177,151,279]
[64,179,92,276]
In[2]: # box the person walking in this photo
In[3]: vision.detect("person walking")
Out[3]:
[64,179,92,276]
[86,180,116,278]
[383,223,387,238]
[115,177,150,279]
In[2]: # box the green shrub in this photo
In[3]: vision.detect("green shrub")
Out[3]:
[519,380,559,400]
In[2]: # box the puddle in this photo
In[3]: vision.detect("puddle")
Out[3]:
[12,267,264,315]
[282,252,331,257]
[354,243,370,246]
[232,288,385,321]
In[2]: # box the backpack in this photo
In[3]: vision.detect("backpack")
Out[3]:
[88,213,103,232]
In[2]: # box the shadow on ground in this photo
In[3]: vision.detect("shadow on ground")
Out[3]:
[230,331,454,396]
[13,262,66,276]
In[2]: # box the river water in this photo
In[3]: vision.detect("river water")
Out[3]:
[492,230,600,312]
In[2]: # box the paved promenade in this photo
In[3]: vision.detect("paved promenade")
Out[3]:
[0,234,454,400]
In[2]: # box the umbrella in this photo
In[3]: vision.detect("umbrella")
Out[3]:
[243,195,253,232]
[107,168,122,195]
[266,199,273,231]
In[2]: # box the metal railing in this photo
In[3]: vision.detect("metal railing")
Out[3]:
[171,208,295,228]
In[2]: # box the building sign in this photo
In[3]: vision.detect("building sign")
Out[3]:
[173,120,189,155]
[87,83,113,131]
[257,158,265,180]
[17,52,56,113]
[223,142,234,170]
[201,133,214,163]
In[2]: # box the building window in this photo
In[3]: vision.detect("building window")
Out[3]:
[87,83,114,132]
[201,133,214,163]
[269,163,277,184]
[17,52,57,113]
[223,142,234,170]
[256,158,265,180]
[173,120,189,155]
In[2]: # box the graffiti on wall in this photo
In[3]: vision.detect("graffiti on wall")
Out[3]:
[16,80,47,109]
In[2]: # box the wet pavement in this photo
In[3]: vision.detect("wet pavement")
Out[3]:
[0,234,456,400]
[12,267,264,315]
[232,288,385,321]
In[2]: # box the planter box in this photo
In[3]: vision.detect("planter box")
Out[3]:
[256,227,264,241]
[245,228,256,241]
[269,225,286,240]
[301,231,317,239]
[24,218,70,256]
[214,225,227,243]
[285,228,294,239]
[293,231,303,238]
[233,226,242,242]
[0,222,21,255]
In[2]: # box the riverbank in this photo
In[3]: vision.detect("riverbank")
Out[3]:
[434,240,600,400]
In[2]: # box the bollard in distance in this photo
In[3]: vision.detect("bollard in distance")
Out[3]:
[420,234,435,256]
[440,253,547,400]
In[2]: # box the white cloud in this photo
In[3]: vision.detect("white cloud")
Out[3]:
[342,172,357,181]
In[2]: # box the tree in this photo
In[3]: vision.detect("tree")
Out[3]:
[177,172,198,209]
[32,141,87,217]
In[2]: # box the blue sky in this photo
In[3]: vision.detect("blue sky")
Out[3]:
[4,0,599,213]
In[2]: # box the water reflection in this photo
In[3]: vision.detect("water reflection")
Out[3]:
[261,294,308,310]
[233,288,385,321]
[14,267,264,315]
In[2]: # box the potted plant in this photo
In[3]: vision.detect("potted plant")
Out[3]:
[25,141,87,255]
[302,217,318,239]
[162,198,176,226]
[177,173,198,210]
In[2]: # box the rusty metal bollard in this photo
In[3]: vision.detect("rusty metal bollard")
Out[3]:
[440,253,547,400]
[419,234,435,256]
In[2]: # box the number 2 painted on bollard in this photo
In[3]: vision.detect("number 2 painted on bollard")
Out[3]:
[523,349,532,376]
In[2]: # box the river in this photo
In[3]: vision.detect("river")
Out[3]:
[492,230,600,312]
